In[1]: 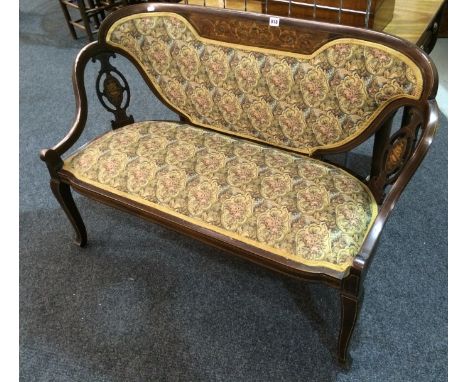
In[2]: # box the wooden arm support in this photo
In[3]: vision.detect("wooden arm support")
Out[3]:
[354,99,440,273]
[40,42,134,177]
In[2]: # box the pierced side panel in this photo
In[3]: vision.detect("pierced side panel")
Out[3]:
[94,52,135,130]
[368,105,425,203]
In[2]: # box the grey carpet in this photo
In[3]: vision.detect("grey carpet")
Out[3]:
[19,1,447,381]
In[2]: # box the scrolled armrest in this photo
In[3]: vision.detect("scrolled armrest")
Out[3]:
[44,42,102,157]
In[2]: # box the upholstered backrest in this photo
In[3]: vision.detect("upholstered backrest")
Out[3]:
[105,11,423,155]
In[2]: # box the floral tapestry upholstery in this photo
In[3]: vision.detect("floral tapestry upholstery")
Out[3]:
[63,121,378,276]
[106,13,423,155]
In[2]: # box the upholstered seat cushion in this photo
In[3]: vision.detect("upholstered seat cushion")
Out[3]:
[62,121,377,275]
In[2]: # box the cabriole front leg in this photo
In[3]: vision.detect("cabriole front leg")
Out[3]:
[50,179,87,247]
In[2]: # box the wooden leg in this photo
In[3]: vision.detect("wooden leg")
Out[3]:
[77,0,94,42]
[87,0,102,30]
[50,179,87,247]
[338,293,360,364]
[58,0,78,39]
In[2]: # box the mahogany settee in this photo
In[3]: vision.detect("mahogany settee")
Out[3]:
[40,3,439,363]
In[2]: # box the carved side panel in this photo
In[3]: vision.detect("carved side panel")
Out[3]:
[368,106,424,203]
[94,52,134,130]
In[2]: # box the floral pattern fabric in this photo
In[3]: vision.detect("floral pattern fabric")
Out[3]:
[107,13,423,155]
[63,121,377,275]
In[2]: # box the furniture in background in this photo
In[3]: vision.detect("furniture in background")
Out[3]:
[261,0,396,30]
[383,0,447,53]
[58,0,142,41]
[41,4,439,364]
[259,0,447,53]
[437,0,448,38]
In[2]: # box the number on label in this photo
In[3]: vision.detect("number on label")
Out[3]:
[269,17,280,27]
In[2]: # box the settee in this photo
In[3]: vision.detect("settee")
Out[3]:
[40,3,439,363]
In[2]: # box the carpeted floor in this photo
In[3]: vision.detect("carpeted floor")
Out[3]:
[19,1,447,381]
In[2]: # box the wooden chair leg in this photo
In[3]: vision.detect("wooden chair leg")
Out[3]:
[50,179,87,247]
[87,0,102,30]
[338,293,360,364]
[77,0,94,42]
[58,0,78,39]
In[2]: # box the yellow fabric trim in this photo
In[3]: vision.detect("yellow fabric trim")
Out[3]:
[105,12,424,156]
[62,136,378,275]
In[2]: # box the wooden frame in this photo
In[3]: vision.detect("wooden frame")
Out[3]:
[40,3,439,364]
